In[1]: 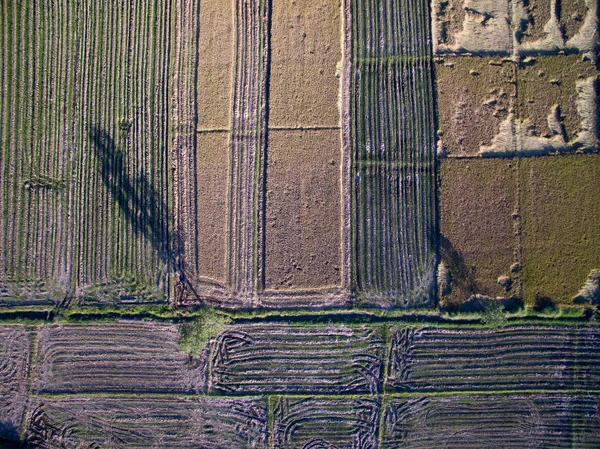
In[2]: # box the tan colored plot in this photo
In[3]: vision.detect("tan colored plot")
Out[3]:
[560,0,589,42]
[439,159,519,306]
[197,0,234,130]
[517,0,553,45]
[196,132,229,283]
[517,55,597,145]
[520,155,600,306]
[436,57,516,156]
[269,0,342,128]
[265,129,342,290]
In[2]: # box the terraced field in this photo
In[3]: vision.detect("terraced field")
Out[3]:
[0,1,171,306]
[349,0,437,306]
[387,326,600,391]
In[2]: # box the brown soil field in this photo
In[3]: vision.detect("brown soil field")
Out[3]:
[560,0,589,42]
[520,155,600,306]
[269,0,342,128]
[436,57,516,156]
[433,0,512,54]
[196,0,234,130]
[265,129,342,291]
[195,132,229,283]
[517,55,597,145]
[439,159,520,306]
[432,0,465,49]
[518,0,553,44]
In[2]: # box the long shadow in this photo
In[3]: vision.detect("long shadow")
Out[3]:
[88,125,170,269]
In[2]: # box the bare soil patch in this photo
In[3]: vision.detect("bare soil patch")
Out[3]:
[269,0,342,128]
[436,57,516,156]
[439,159,519,305]
[265,129,342,290]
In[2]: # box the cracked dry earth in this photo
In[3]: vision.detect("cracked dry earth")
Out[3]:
[1,0,600,447]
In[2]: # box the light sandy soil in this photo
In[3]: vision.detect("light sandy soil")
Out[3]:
[269,0,342,128]
[517,55,597,143]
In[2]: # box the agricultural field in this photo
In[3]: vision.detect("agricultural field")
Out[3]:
[34,323,205,394]
[208,324,384,394]
[0,326,31,440]
[270,397,380,449]
[520,155,600,306]
[386,326,600,391]
[382,394,600,448]
[1,0,600,447]
[26,395,268,449]
[349,0,437,307]
[438,159,520,305]
[1,1,171,307]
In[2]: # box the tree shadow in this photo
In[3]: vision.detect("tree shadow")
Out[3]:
[533,295,558,313]
[439,234,479,296]
[88,125,169,267]
[89,125,200,300]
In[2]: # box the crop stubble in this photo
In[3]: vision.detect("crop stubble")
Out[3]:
[349,0,437,307]
[34,323,205,394]
[271,396,380,449]
[27,395,268,449]
[0,326,32,440]
[1,1,172,306]
[387,326,600,392]
[208,323,383,394]
[382,393,600,448]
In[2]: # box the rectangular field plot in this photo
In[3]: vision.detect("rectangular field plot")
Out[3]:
[349,0,437,307]
[269,0,342,128]
[271,397,380,449]
[382,394,600,449]
[35,323,205,394]
[0,1,171,306]
[520,155,600,306]
[438,159,519,305]
[196,0,234,130]
[209,324,383,394]
[265,129,342,291]
[27,395,267,449]
[195,132,230,283]
[387,326,600,392]
[0,326,32,440]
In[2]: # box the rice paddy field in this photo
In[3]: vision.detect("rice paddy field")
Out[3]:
[1,0,599,447]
